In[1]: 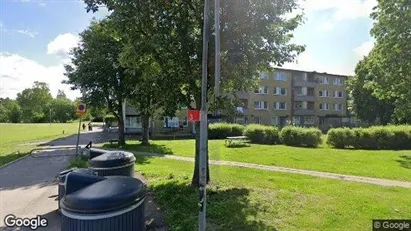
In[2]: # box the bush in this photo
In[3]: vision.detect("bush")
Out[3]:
[280,126,322,147]
[104,115,116,126]
[326,127,355,148]
[92,116,104,122]
[208,123,245,139]
[326,125,411,150]
[243,124,280,144]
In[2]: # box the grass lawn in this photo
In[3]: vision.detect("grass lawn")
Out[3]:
[134,156,411,231]
[0,123,80,166]
[105,139,411,182]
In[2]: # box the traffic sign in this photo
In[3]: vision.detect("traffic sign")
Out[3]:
[76,103,86,116]
[188,110,200,122]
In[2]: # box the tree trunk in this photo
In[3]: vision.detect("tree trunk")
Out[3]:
[141,113,150,145]
[191,121,210,187]
[118,115,126,146]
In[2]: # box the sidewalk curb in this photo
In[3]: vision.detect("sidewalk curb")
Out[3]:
[0,152,30,170]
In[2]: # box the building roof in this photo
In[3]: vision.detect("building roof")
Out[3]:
[273,67,349,78]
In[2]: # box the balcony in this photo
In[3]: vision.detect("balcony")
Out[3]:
[293,80,317,88]
[236,107,250,115]
[236,92,250,99]
[293,109,315,116]
[294,94,315,102]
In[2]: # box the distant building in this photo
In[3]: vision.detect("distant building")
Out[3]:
[122,68,353,135]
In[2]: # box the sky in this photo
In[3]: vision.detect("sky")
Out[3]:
[0,0,377,100]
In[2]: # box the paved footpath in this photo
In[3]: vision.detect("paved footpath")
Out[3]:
[135,152,411,188]
[0,128,167,231]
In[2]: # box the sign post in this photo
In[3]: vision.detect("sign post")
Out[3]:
[75,103,87,154]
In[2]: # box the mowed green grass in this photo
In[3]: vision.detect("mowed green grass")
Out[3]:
[108,139,411,181]
[0,123,80,166]
[134,156,411,231]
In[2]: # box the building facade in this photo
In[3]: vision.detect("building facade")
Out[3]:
[234,68,349,129]
[122,68,350,135]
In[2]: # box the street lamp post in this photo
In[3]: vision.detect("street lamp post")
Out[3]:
[199,0,210,230]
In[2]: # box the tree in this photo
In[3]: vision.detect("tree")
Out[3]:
[51,91,76,123]
[347,56,395,124]
[364,0,411,122]
[16,82,53,123]
[4,100,22,123]
[64,19,134,145]
[84,0,305,186]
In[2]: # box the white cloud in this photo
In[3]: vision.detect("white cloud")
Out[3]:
[318,21,334,31]
[15,29,38,38]
[280,51,355,76]
[354,40,374,57]
[0,53,80,100]
[299,0,377,21]
[47,33,80,59]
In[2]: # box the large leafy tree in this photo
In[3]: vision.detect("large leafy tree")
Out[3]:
[364,0,411,121]
[64,19,133,145]
[51,91,76,123]
[16,82,53,123]
[83,0,305,186]
[347,56,395,124]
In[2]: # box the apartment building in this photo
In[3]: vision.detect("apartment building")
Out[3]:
[234,68,348,127]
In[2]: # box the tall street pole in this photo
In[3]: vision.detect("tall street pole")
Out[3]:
[199,0,210,230]
[214,0,221,100]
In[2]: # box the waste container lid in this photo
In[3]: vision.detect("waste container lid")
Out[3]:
[61,176,145,214]
[73,168,96,176]
[88,151,136,168]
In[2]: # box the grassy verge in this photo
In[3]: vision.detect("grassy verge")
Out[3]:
[135,156,411,231]
[105,139,411,182]
[0,123,80,166]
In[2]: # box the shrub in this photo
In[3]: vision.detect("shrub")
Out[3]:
[327,125,411,150]
[92,116,104,122]
[104,115,116,126]
[243,124,280,144]
[280,126,322,147]
[208,123,245,139]
[326,127,355,148]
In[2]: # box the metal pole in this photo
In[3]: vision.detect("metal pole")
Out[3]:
[214,0,221,100]
[75,116,82,155]
[49,109,52,126]
[199,0,210,230]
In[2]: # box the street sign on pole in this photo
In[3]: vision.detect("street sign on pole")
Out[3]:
[76,103,87,117]
[188,110,200,122]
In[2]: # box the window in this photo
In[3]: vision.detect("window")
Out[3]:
[272,116,279,126]
[125,116,142,128]
[319,90,329,97]
[274,87,287,95]
[254,86,268,94]
[304,116,314,124]
[274,102,287,110]
[259,72,269,79]
[334,91,343,98]
[319,103,329,110]
[334,104,344,111]
[292,116,301,125]
[294,101,307,109]
[254,116,261,124]
[164,117,179,128]
[319,76,329,84]
[274,72,287,81]
[333,78,343,86]
[254,101,268,110]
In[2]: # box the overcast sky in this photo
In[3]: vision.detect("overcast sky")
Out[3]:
[0,0,376,100]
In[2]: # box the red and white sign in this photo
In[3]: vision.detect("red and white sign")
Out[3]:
[188,110,200,122]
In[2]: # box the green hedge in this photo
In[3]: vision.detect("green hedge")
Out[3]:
[327,126,411,150]
[243,124,280,144]
[104,115,116,125]
[208,123,245,139]
[280,126,322,147]
[326,127,355,148]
